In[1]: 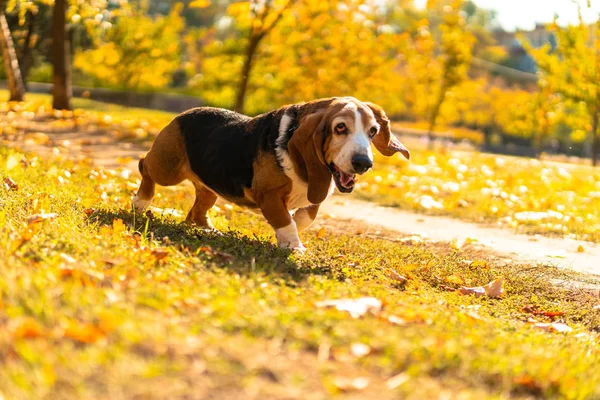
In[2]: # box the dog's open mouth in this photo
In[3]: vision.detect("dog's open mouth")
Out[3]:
[329,163,356,193]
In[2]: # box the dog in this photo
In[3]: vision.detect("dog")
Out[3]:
[133,97,410,252]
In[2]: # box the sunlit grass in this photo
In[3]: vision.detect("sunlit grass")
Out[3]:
[357,149,600,242]
[1,147,600,398]
[1,92,599,243]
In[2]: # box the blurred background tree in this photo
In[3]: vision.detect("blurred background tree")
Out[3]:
[74,4,183,91]
[2,0,600,163]
[528,9,600,165]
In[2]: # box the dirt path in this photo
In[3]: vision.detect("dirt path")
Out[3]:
[320,198,600,275]
[6,130,600,276]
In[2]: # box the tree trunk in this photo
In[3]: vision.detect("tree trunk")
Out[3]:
[0,3,25,102]
[427,89,446,150]
[51,0,71,110]
[593,111,599,167]
[233,35,260,114]
[19,11,36,85]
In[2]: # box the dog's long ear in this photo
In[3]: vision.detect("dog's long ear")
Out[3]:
[366,102,410,159]
[288,112,332,204]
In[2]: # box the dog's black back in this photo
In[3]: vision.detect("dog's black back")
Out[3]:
[177,107,288,199]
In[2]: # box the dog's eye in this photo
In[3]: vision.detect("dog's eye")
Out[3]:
[335,123,347,134]
[369,126,378,138]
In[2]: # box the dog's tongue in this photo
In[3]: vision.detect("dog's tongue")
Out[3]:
[340,172,355,187]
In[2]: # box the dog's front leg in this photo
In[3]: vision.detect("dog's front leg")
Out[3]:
[258,190,305,253]
[293,204,320,232]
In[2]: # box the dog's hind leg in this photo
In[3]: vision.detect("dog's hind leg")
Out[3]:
[133,119,189,212]
[186,182,218,228]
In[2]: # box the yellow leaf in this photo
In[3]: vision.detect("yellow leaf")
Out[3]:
[27,212,58,226]
[63,320,106,344]
[112,219,126,235]
[317,226,327,239]
[577,245,585,253]
[190,0,211,8]
[446,274,465,285]
[12,317,46,339]
[5,154,20,170]
[459,277,504,298]
[450,237,465,250]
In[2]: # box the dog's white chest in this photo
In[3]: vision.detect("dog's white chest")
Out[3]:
[287,179,311,211]
[277,150,334,211]
[285,170,335,211]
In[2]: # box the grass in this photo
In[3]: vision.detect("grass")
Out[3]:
[1,147,600,399]
[356,150,600,243]
[1,91,599,243]
[0,90,176,122]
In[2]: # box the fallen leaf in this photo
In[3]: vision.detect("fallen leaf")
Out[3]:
[577,245,585,253]
[464,311,484,321]
[451,237,465,250]
[386,372,409,390]
[27,212,58,225]
[521,304,564,318]
[63,320,106,343]
[387,315,407,325]
[3,177,18,190]
[469,260,489,269]
[12,317,45,339]
[59,253,76,264]
[112,218,126,235]
[398,235,424,244]
[333,376,370,391]
[84,208,96,216]
[316,297,382,318]
[5,154,20,170]
[387,269,407,284]
[316,226,327,239]
[350,343,371,358]
[459,277,504,298]
[446,274,465,285]
[514,375,542,392]
[532,322,573,333]
[151,248,169,261]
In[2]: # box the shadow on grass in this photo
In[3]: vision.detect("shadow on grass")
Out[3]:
[90,208,331,281]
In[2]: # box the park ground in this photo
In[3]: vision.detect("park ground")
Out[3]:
[1,93,600,399]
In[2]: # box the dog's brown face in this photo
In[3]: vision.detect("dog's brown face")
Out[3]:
[319,98,410,193]
[288,97,410,204]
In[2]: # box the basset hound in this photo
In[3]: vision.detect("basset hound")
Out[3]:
[133,97,410,252]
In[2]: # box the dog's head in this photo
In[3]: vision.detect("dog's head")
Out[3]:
[288,97,410,204]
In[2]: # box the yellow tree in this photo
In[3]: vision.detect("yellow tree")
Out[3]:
[74,4,183,91]
[529,10,600,165]
[193,0,408,115]
[425,0,475,147]
[231,0,298,113]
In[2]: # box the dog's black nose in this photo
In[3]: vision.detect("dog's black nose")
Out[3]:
[351,154,373,174]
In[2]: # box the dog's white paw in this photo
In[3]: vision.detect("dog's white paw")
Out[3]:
[275,222,306,253]
[291,243,307,254]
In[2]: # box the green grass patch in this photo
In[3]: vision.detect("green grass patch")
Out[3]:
[1,148,600,398]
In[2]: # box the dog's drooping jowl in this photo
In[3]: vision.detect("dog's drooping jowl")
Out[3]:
[133,97,410,252]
